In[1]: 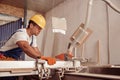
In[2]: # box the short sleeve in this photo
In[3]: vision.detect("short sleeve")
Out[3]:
[13,32,28,44]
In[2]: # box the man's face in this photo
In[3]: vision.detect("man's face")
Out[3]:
[31,24,42,36]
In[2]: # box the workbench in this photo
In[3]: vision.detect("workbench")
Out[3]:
[0,60,75,77]
[1,61,120,80]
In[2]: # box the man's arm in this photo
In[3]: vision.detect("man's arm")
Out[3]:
[17,40,56,65]
[32,47,41,55]
[16,41,41,59]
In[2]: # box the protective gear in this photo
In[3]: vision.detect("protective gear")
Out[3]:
[41,56,56,65]
[30,14,46,29]
[55,53,73,61]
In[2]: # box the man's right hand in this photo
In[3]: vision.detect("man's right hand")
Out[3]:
[41,56,56,65]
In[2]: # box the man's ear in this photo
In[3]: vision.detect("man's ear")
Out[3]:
[29,23,34,28]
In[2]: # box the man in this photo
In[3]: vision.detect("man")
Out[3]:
[0,14,56,65]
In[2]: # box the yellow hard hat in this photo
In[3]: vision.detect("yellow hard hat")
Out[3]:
[30,14,46,29]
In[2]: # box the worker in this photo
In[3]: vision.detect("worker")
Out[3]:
[0,14,56,65]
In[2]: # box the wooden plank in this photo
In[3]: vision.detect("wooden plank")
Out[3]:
[11,68,34,73]
[0,68,36,72]
[0,3,24,17]
[97,40,100,65]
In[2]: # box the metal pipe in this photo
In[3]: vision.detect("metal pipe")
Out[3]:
[103,0,120,14]
[23,0,27,28]
[102,0,120,64]
[68,0,93,58]
[105,3,110,64]
[22,0,27,60]
[84,0,93,29]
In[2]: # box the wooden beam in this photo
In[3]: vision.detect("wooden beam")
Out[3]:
[0,3,24,17]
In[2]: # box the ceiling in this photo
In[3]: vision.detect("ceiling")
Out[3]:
[0,0,65,14]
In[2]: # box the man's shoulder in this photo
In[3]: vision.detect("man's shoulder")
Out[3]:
[16,28,26,33]
[13,28,27,38]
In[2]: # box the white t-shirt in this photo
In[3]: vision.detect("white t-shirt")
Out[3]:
[0,28,37,51]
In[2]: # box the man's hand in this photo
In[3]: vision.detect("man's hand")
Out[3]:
[41,56,56,65]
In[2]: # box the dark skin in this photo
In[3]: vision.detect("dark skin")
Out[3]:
[16,23,42,59]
